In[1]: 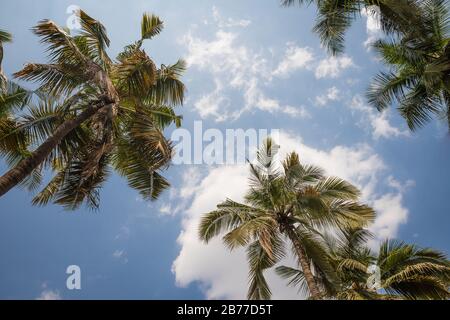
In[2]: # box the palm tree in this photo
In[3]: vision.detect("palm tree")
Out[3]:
[367,0,450,131]
[0,10,186,209]
[199,138,375,299]
[280,0,429,55]
[277,228,450,299]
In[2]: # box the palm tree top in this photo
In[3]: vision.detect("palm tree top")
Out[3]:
[199,138,375,299]
[0,10,186,209]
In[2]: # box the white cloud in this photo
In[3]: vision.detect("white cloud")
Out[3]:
[181,9,311,121]
[282,105,311,118]
[159,203,173,215]
[212,6,251,28]
[36,289,61,300]
[363,176,415,244]
[369,193,408,241]
[113,249,128,264]
[315,55,354,79]
[179,167,204,199]
[274,44,354,80]
[172,165,252,299]
[193,81,231,122]
[350,95,409,140]
[273,44,314,77]
[387,176,415,193]
[172,131,410,299]
[361,6,383,49]
[182,8,362,122]
[315,86,340,106]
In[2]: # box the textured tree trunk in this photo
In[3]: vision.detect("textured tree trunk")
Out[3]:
[0,100,113,197]
[286,227,322,300]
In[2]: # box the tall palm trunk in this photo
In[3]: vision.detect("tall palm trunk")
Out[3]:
[0,99,114,197]
[286,226,322,299]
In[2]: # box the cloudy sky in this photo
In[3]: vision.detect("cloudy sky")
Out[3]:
[0,0,449,299]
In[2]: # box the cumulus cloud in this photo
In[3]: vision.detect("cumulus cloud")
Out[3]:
[182,7,362,122]
[113,249,128,264]
[159,203,173,216]
[182,29,311,121]
[36,289,61,300]
[387,176,416,193]
[212,6,251,28]
[181,8,315,122]
[315,86,341,106]
[172,131,410,299]
[369,193,408,242]
[350,95,409,140]
[179,167,204,199]
[273,44,314,77]
[315,55,354,79]
[193,81,231,122]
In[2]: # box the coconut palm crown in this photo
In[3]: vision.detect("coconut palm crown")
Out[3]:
[0,10,186,209]
[199,138,375,299]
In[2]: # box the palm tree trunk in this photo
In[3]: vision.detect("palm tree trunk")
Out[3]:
[0,99,114,197]
[286,227,322,299]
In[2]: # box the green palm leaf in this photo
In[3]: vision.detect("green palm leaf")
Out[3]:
[141,13,164,40]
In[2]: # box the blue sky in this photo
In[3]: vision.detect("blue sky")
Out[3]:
[0,0,449,299]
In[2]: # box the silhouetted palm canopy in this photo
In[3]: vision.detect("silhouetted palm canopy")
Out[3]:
[0,11,186,209]
[199,138,375,299]
[277,228,450,299]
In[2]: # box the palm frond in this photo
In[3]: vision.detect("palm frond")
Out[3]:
[114,49,157,96]
[146,104,183,128]
[0,83,30,116]
[112,113,172,201]
[0,29,12,43]
[141,13,164,40]
[327,200,376,229]
[275,265,310,295]
[53,150,110,210]
[32,19,88,65]
[314,176,360,200]
[146,60,186,106]
[199,199,263,242]
[32,171,65,206]
[223,216,277,250]
[398,84,441,130]
[78,10,111,69]
[313,0,360,55]
[295,226,340,289]
[247,236,284,300]
[14,63,85,95]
